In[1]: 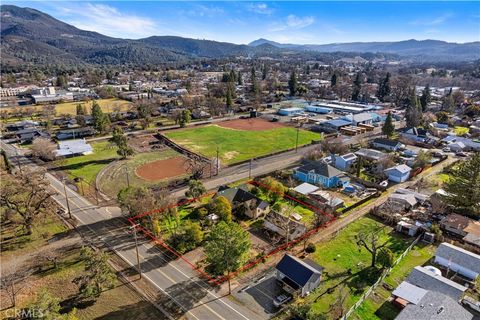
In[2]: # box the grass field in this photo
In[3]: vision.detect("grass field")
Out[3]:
[164,124,321,164]
[97,148,184,198]
[352,244,435,320]
[2,98,132,116]
[304,216,412,318]
[54,141,119,184]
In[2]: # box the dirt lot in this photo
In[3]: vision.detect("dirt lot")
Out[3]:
[217,118,285,131]
[128,134,165,153]
[135,156,188,181]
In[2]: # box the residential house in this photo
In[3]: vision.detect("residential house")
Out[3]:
[405,266,468,301]
[396,221,420,237]
[275,254,323,297]
[293,162,350,188]
[435,243,480,280]
[440,214,480,247]
[263,211,307,240]
[354,148,389,162]
[384,164,412,183]
[395,290,473,320]
[334,152,358,171]
[400,127,435,144]
[309,190,345,210]
[15,127,48,143]
[56,139,93,157]
[56,127,95,140]
[442,136,480,152]
[372,138,404,152]
[388,193,418,210]
[215,185,270,219]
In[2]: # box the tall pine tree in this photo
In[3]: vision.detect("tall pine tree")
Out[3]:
[288,70,298,96]
[377,73,391,102]
[382,112,395,138]
[405,90,422,128]
[420,84,431,112]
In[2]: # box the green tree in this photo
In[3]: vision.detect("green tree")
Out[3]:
[377,72,391,102]
[91,101,110,133]
[168,221,204,253]
[250,67,259,94]
[237,71,243,85]
[330,73,338,87]
[413,150,432,169]
[442,92,455,112]
[204,221,251,293]
[74,247,116,301]
[382,112,395,138]
[262,64,268,80]
[436,111,449,123]
[76,104,85,116]
[29,289,61,320]
[111,127,134,159]
[185,180,206,199]
[226,89,233,109]
[117,186,157,217]
[56,75,68,89]
[405,90,422,128]
[288,70,298,96]
[444,153,480,215]
[209,196,232,222]
[420,84,431,112]
[377,247,394,269]
[259,177,285,202]
[351,72,362,101]
[179,109,191,128]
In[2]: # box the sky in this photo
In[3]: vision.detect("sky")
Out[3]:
[4,1,480,44]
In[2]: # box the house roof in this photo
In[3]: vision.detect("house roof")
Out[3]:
[216,186,268,210]
[406,266,467,301]
[389,193,418,207]
[56,139,93,157]
[276,254,323,288]
[354,148,388,161]
[396,291,473,320]
[296,161,345,178]
[441,214,471,231]
[436,242,480,275]
[338,152,357,161]
[343,112,372,123]
[392,281,428,304]
[385,164,412,175]
[395,188,429,202]
[324,119,352,128]
[373,138,401,147]
[293,183,319,195]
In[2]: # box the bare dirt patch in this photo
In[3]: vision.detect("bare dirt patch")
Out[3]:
[135,156,188,181]
[128,134,165,153]
[217,118,285,131]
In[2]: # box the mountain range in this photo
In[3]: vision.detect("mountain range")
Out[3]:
[1,5,479,68]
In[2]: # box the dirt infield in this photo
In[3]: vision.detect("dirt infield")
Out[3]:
[135,156,188,181]
[217,118,285,131]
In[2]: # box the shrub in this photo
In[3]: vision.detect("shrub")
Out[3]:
[306,243,316,253]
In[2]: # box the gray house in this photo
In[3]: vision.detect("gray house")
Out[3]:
[275,254,323,297]
[435,243,480,280]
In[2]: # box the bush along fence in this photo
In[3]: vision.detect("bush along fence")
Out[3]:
[342,234,422,320]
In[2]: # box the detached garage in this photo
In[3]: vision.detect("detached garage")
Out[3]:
[434,242,480,280]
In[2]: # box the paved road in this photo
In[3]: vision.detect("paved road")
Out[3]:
[1,140,263,320]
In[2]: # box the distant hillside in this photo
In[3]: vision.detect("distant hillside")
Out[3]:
[249,38,480,62]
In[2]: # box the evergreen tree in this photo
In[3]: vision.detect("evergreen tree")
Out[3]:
[444,153,480,215]
[420,84,431,112]
[442,92,455,112]
[76,104,85,115]
[405,90,422,128]
[250,67,259,94]
[377,72,391,102]
[179,109,191,127]
[351,72,362,101]
[111,127,134,159]
[226,89,233,109]
[382,112,395,138]
[237,71,243,85]
[91,101,110,133]
[262,64,268,80]
[330,73,338,87]
[288,70,298,96]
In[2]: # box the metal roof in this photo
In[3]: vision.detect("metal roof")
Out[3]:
[393,281,428,304]
[276,254,323,288]
[436,243,480,275]
[293,183,319,195]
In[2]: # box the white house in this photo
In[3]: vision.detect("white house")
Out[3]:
[435,243,480,280]
[384,164,412,183]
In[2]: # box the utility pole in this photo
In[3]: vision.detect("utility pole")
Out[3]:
[62,179,72,219]
[130,224,142,279]
[249,159,253,179]
[216,145,220,176]
[295,126,300,153]
[125,166,130,188]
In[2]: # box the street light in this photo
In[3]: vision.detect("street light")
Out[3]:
[129,224,142,279]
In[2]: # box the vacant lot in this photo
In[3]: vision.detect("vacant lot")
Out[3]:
[97,148,186,198]
[165,121,321,164]
[304,216,412,319]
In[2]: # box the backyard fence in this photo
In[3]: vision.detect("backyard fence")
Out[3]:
[342,234,422,320]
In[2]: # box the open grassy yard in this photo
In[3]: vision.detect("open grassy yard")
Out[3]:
[54,141,119,184]
[304,216,413,319]
[164,124,321,164]
[97,148,185,198]
[352,244,435,320]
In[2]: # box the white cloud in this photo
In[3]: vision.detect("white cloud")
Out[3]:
[185,5,224,18]
[269,14,315,32]
[248,3,273,15]
[411,13,453,26]
[56,3,159,39]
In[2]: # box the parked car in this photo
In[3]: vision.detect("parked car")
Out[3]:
[442,146,451,152]
[273,294,292,307]
[456,151,468,157]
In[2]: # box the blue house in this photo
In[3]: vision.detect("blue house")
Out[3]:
[334,153,358,171]
[384,164,412,183]
[293,162,350,188]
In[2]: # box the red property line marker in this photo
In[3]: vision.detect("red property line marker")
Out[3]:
[129,180,336,285]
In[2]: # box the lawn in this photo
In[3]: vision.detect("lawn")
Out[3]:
[97,148,184,198]
[304,216,413,319]
[352,244,435,320]
[454,126,470,136]
[54,141,119,184]
[164,125,321,164]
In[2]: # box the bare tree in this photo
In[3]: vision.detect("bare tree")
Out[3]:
[184,157,207,179]
[355,225,389,267]
[30,138,57,161]
[0,259,31,308]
